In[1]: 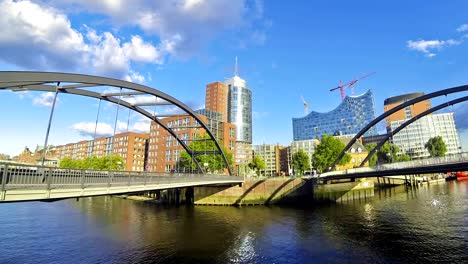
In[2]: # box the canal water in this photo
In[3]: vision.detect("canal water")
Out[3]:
[0,181,466,264]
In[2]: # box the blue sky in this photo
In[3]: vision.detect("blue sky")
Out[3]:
[1,0,468,156]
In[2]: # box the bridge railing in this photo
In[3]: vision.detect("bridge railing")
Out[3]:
[0,162,242,192]
[378,152,468,171]
[322,152,468,177]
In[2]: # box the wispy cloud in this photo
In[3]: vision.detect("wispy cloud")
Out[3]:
[407,24,467,57]
[33,92,58,107]
[253,111,269,119]
[456,24,468,32]
[70,119,149,137]
[407,39,461,58]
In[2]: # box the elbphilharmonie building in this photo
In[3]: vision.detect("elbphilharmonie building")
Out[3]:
[293,90,377,140]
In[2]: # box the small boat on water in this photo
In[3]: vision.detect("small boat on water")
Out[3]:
[445,172,457,181]
[456,172,468,181]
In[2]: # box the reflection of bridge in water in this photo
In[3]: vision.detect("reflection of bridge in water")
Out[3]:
[0,162,243,203]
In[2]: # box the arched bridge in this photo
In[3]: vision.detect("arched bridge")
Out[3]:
[0,71,242,202]
[0,71,232,175]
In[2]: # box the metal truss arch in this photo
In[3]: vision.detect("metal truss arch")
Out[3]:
[0,71,232,175]
[332,83,468,170]
[359,95,468,167]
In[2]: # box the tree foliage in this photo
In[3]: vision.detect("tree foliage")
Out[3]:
[59,155,125,170]
[248,155,266,176]
[312,135,351,173]
[425,136,447,157]
[178,134,233,173]
[364,143,378,166]
[292,149,311,175]
[366,142,411,165]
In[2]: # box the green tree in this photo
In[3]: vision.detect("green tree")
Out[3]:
[248,155,266,176]
[364,143,378,166]
[312,134,351,173]
[59,157,76,168]
[292,149,311,176]
[367,141,411,164]
[59,155,125,170]
[178,134,233,173]
[425,136,447,157]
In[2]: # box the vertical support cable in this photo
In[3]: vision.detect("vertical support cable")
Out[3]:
[92,99,102,154]
[126,108,131,132]
[41,82,60,168]
[112,88,122,170]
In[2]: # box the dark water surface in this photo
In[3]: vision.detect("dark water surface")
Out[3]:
[0,182,467,263]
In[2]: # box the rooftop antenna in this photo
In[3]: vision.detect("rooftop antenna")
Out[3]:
[301,95,309,115]
[234,56,239,77]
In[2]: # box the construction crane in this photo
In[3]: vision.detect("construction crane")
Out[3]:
[301,95,309,115]
[329,72,376,101]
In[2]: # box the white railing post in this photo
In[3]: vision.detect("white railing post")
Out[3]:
[46,168,51,196]
[1,164,8,201]
[81,170,85,189]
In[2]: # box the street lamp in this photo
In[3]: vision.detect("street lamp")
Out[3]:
[386,152,391,163]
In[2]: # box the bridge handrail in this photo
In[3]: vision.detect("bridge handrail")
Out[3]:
[321,152,468,177]
[0,162,242,191]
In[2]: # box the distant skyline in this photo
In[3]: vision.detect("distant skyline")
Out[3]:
[1,0,468,156]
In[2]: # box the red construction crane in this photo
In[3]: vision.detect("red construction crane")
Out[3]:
[329,72,376,101]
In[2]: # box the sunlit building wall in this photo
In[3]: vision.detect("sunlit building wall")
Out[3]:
[390,113,461,159]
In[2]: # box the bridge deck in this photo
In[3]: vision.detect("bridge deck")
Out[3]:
[0,163,243,202]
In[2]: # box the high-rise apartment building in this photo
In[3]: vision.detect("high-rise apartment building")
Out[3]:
[206,81,228,122]
[384,92,431,129]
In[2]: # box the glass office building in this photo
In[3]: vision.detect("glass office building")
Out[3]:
[292,90,377,140]
[226,75,252,144]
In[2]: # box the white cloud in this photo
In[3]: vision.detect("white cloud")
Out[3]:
[0,0,163,80]
[71,122,113,137]
[124,71,146,84]
[33,92,58,107]
[407,39,462,57]
[123,36,162,63]
[71,118,150,137]
[0,0,86,70]
[52,0,267,57]
[70,120,130,137]
[457,24,468,32]
[132,118,151,133]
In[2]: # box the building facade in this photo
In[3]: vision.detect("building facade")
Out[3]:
[205,81,228,122]
[384,92,431,129]
[289,139,319,174]
[252,144,283,176]
[147,112,236,173]
[292,90,377,141]
[225,73,253,169]
[54,132,149,171]
[390,113,461,159]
